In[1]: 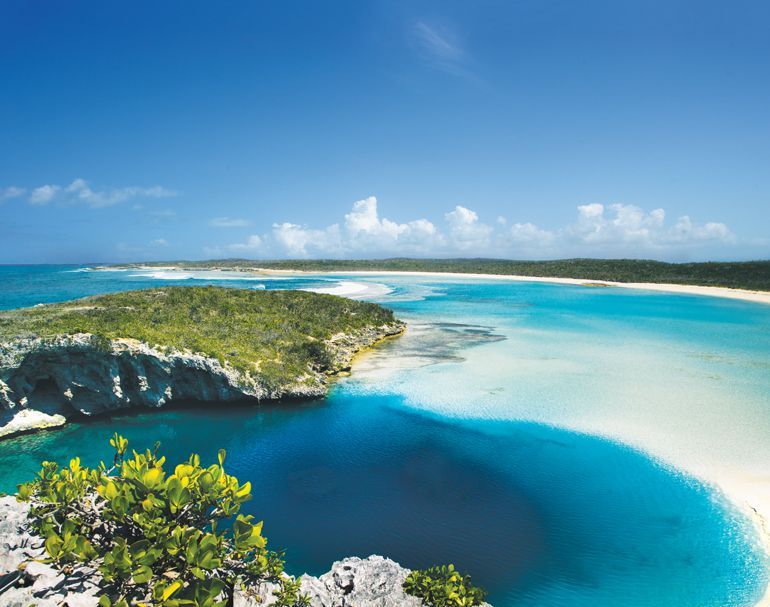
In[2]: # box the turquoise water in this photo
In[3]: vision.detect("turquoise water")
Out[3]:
[0,266,768,606]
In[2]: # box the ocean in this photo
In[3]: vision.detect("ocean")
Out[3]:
[0,265,767,606]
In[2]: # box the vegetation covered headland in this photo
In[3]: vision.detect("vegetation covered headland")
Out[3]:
[112,258,770,292]
[0,287,404,438]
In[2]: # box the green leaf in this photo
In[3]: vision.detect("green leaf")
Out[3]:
[132,564,153,584]
[45,533,62,559]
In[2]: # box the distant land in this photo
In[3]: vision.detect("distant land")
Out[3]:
[110,258,770,292]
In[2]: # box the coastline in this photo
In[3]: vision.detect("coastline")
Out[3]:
[113,265,770,305]
[256,268,770,306]
[297,269,769,604]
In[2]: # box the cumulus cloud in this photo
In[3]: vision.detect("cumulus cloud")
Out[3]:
[228,234,264,253]
[224,197,441,258]
[271,223,343,258]
[29,185,61,205]
[210,217,251,228]
[13,178,177,207]
[218,197,736,261]
[445,205,493,250]
[510,222,555,245]
[559,203,733,253]
[344,197,440,253]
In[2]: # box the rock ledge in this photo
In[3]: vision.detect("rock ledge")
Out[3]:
[0,321,403,439]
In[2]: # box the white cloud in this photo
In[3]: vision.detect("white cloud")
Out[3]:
[344,196,440,253]
[65,178,176,208]
[272,223,343,258]
[210,217,251,228]
[559,203,733,253]
[670,215,733,242]
[445,205,493,250]
[510,222,555,244]
[150,238,169,247]
[568,203,667,244]
[17,178,176,207]
[215,197,737,261]
[1,186,25,202]
[228,234,264,253]
[29,185,61,205]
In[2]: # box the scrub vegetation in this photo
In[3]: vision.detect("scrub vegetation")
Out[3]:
[0,286,399,385]
[403,564,487,607]
[17,434,309,607]
[117,258,770,291]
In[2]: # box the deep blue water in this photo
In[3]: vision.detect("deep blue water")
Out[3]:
[0,265,767,606]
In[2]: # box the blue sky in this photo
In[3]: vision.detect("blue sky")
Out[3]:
[1,0,769,263]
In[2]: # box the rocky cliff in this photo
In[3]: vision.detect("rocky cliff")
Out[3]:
[0,321,403,439]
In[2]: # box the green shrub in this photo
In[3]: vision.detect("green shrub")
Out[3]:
[403,564,486,607]
[17,433,309,607]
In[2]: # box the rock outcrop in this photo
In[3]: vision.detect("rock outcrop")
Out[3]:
[0,323,404,439]
[0,497,489,607]
[0,497,102,607]
[233,556,424,607]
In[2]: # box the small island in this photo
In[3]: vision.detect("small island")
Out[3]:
[0,286,405,439]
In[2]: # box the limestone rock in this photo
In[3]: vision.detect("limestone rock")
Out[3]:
[299,556,425,607]
[0,496,101,607]
[0,321,403,439]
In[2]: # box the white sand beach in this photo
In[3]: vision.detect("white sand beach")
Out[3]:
[113,265,770,306]
[271,269,770,306]
[302,280,393,299]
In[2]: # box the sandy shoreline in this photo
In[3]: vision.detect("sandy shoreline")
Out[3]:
[257,268,770,306]
[106,264,770,306]
[296,269,769,604]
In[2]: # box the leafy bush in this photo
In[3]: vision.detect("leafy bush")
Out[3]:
[17,433,309,607]
[403,564,486,607]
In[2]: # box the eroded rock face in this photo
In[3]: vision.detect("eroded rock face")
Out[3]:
[0,323,403,439]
